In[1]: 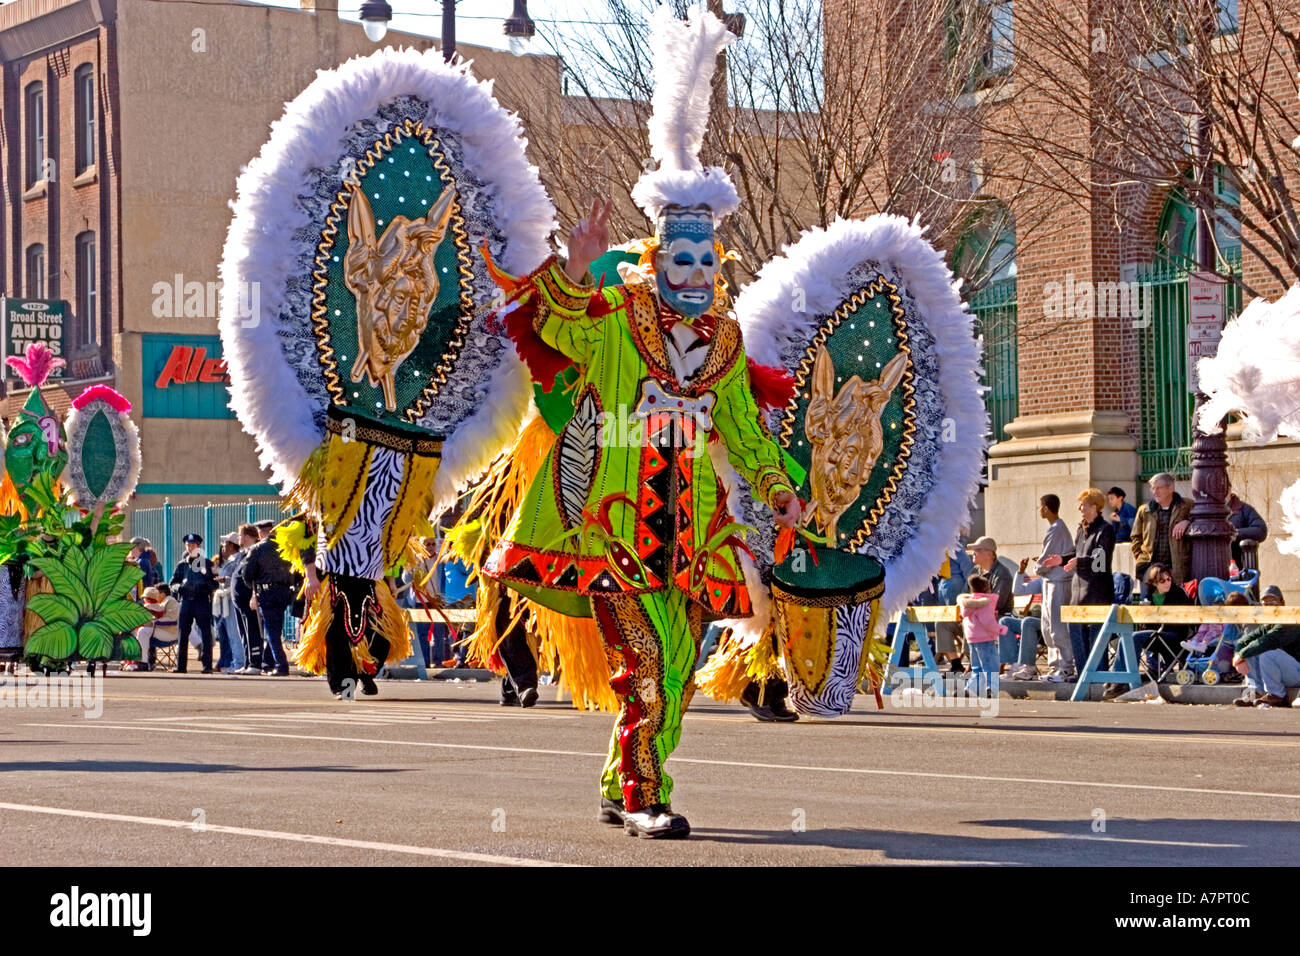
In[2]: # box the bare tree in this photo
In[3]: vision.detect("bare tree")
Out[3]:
[1004,0,1300,295]
[497,0,1048,295]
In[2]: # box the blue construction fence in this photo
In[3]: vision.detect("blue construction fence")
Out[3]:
[129,499,285,579]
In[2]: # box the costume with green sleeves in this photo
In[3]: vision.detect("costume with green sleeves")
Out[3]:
[486,262,792,618]
[483,6,800,835]
[484,260,794,812]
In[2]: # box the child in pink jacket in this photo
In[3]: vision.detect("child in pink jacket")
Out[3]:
[958,575,1007,696]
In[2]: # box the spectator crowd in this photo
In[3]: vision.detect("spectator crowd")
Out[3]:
[913,473,1300,708]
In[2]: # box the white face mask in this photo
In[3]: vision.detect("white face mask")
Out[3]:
[655,237,719,317]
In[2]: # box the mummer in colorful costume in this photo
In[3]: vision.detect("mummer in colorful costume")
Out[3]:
[219,48,555,697]
[482,6,803,839]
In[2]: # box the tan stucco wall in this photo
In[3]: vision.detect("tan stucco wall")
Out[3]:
[1227,429,1300,600]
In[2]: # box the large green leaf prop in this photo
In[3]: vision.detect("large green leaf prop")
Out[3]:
[25,542,152,662]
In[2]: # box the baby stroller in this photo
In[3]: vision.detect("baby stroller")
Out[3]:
[1169,571,1258,687]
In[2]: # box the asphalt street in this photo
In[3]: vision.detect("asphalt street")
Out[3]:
[2,672,1298,866]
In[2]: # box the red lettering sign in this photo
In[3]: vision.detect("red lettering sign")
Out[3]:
[198,358,227,383]
[155,346,193,388]
[154,345,231,388]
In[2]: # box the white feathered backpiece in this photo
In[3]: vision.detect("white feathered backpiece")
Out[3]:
[219,46,555,511]
[630,4,740,222]
[63,385,142,510]
[1197,283,1300,554]
[719,215,988,635]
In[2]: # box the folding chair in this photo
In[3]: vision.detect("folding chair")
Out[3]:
[151,636,179,671]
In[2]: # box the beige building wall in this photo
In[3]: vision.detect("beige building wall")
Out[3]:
[1227,430,1300,599]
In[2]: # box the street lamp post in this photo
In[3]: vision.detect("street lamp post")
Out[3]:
[1186,29,1233,582]
[441,0,455,62]
[359,1,533,63]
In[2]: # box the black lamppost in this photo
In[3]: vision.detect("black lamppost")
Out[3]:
[1186,8,1233,582]
[360,1,533,62]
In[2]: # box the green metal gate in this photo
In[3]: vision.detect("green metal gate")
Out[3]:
[129,500,284,580]
[970,277,1019,447]
[1135,248,1241,480]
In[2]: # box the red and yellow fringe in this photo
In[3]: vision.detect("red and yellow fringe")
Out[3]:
[694,627,782,703]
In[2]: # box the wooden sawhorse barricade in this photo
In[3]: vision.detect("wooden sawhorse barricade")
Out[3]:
[887,605,961,696]
[397,607,477,679]
[1062,604,1300,701]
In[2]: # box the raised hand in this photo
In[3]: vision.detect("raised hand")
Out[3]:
[564,198,613,284]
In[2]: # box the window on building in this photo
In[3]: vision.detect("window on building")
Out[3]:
[75,64,96,174]
[950,0,1014,91]
[1156,168,1242,270]
[25,244,46,299]
[982,0,1015,77]
[1138,171,1243,480]
[76,232,97,348]
[25,81,45,189]
[1218,0,1238,34]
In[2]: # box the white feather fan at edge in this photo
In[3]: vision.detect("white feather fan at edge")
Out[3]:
[716,215,988,640]
[218,46,555,508]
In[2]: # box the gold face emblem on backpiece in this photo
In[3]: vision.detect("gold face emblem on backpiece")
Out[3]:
[343,185,457,412]
[803,345,908,541]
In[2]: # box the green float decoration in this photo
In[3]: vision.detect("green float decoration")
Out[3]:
[0,354,150,668]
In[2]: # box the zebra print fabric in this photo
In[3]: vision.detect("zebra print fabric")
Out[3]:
[556,390,601,529]
[319,447,406,581]
[785,600,873,717]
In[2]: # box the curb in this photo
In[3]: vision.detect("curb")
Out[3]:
[887,673,1253,704]
[381,666,495,682]
[997,679,1242,704]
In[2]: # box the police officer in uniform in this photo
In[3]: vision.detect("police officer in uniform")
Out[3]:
[169,533,218,674]
[241,520,295,676]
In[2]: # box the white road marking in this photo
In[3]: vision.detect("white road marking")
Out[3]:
[0,801,573,867]
[24,721,1300,802]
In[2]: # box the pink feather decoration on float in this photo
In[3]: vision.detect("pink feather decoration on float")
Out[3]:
[70,384,133,414]
[4,342,65,388]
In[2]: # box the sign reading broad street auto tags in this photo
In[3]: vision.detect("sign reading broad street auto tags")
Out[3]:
[2,297,65,379]
[1187,271,1226,393]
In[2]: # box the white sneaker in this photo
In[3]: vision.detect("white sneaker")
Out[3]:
[1044,671,1064,683]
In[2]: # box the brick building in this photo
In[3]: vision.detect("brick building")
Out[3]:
[825,0,1300,593]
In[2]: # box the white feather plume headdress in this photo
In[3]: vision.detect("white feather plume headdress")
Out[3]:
[1196,283,1300,554]
[630,3,741,224]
